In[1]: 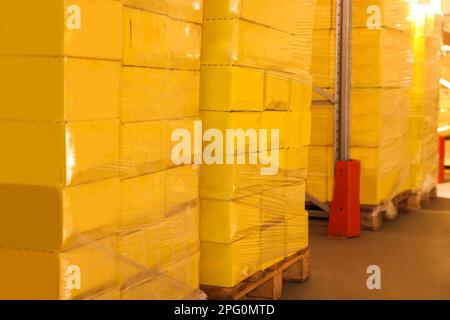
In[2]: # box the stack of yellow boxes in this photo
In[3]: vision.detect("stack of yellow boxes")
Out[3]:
[0,0,123,300]
[0,0,204,300]
[440,51,450,135]
[440,16,450,138]
[309,0,413,205]
[199,0,314,288]
[410,3,441,192]
[118,0,203,300]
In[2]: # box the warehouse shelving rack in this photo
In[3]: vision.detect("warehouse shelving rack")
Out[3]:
[307,0,361,238]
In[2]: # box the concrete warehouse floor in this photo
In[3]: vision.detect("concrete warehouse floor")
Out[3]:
[283,188,450,300]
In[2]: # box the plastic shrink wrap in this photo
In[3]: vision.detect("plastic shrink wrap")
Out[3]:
[315,0,412,31]
[308,0,413,206]
[409,2,441,193]
[440,53,450,136]
[0,0,205,300]
[440,15,450,138]
[309,89,410,205]
[200,0,313,288]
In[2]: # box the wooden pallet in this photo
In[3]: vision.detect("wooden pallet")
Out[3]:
[407,186,438,210]
[201,248,310,300]
[307,189,433,231]
[360,190,412,231]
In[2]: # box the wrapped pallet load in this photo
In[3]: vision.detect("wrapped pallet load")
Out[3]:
[409,1,442,194]
[199,0,314,289]
[440,48,450,136]
[309,0,413,209]
[440,11,450,140]
[0,0,204,300]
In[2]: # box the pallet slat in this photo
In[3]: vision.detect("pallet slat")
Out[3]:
[201,248,311,300]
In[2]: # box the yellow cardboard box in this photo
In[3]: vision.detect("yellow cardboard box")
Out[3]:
[288,111,312,148]
[351,88,408,147]
[313,28,412,88]
[260,222,285,270]
[120,121,167,178]
[204,0,314,34]
[311,29,335,88]
[261,111,289,149]
[0,57,120,121]
[117,226,161,282]
[166,118,199,168]
[307,146,334,202]
[314,0,411,31]
[200,231,260,287]
[0,178,120,251]
[265,184,306,216]
[314,0,334,29]
[261,184,306,225]
[307,176,331,202]
[165,251,200,291]
[120,172,165,229]
[0,236,117,300]
[202,19,306,73]
[123,7,201,69]
[165,165,199,216]
[122,0,203,24]
[308,145,409,205]
[160,207,200,267]
[286,214,309,257]
[200,196,260,243]
[257,149,290,189]
[333,0,412,31]
[261,189,287,225]
[264,73,291,111]
[290,74,313,111]
[355,145,405,205]
[200,67,311,112]
[0,120,120,187]
[121,67,199,122]
[200,160,261,201]
[311,88,409,148]
[0,0,122,59]
[200,66,264,112]
[201,111,261,154]
[311,105,334,146]
[121,271,198,300]
[286,147,309,171]
[283,184,307,220]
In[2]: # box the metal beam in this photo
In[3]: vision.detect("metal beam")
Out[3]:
[334,0,352,162]
[308,210,330,219]
[306,192,330,214]
[312,84,336,104]
[307,1,353,216]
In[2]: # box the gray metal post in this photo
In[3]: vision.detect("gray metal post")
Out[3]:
[335,0,352,162]
[306,0,353,215]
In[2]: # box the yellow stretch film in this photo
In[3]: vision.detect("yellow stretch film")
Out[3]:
[312,28,413,88]
[410,4,441,192]
[440,53,450,136]
[308,0,417,207]
[0,0,205,300]
[0,0,123,59]
[200,0,313,288]
[0,0,313,299]
[314,0,412,31]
